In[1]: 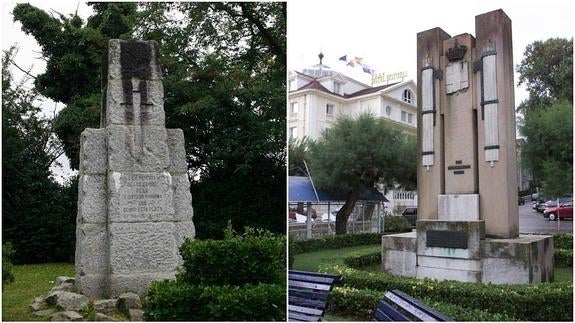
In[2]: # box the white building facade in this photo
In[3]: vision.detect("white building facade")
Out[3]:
[289,62,418,212]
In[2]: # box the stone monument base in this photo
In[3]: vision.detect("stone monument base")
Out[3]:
[381,227,554,284]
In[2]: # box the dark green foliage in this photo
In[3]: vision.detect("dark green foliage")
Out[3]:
[343,252,381,268]
[2,48,77,264]
[290,233,384,255]
[383,215,411,233]
[328,287,517,321]
[2,242,16,285]
[555,249,573,268]
[145,226,286,321]
[553,233,573,250]
[321,264,573,322]
[145,281,286,321]
[178,228,285,285]
[288,137,310,176]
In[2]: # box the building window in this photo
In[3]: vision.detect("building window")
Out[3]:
[326,104,335,116]
[402,89,413,104]
[386,105,392,116]
[333,82,341,94]
[290,102,298,114]
[289,127,298,139]
[408,113,414,124]
[401,110,407,122]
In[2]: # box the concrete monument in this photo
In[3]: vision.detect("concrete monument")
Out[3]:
[382,10,554,284]
[75,39,195,298]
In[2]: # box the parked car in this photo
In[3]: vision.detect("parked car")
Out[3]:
[541,197,573,212]
[401,207,417,228]
[543,201,573,221]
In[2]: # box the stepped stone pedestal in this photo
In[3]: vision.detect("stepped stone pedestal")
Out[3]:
[75,39,195,298]
[382,10,553,284]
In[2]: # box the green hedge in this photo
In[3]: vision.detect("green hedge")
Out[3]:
[383,215,411,233]
[2,242,15,285]
[178,229,285,286]
[321,264,573,321]
[343,251,380,268]
[328,286,516,321]
[555,249,573,268]
[145,280,286,321]
[553,233,573,250]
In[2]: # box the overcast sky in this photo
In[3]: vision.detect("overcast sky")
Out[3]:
[1,0,574,181]
[288,0,574,104]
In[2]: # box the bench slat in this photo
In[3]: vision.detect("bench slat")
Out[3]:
[289,289,329,301]
[289,273,339,285]
[289,280,332,291]
[391,290,451,321]
[385,292,437,321]
[289,270,342,280]
[289,304,323,316]
[288,311,321,322]
[289,296,327,310]
[375,301,410,321]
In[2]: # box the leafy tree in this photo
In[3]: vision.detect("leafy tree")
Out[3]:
[520,100,572,198]
[2,46,76,263]
[288,137,310,176]
[307,113,416,234]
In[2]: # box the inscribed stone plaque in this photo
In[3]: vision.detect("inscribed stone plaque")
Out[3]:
[445,61,469,94]
[426,230,468,249]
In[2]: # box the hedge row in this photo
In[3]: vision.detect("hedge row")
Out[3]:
[144,280,286,321]
[328,286,517,321]
[552,233,573,250]
[342,251,381,268]
[320,264,573,321]
[555,248,573,268]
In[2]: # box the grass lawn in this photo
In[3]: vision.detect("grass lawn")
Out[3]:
[292,244,380,272]
[2,263,74,321]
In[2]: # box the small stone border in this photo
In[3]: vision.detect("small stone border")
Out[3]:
[30,276,144,321]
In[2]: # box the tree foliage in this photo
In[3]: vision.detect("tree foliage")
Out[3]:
[11,2,286,238]
[288,137,310,176]
[2,47,76,263]
[307,113,416,234]
[517,38,573,197]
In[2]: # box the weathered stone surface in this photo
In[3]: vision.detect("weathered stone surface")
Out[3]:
[167,129,188,173]
[55,276,76,285]
[117,292,142,315]
[33,308,56,317]
[172,174,193,221]
[78,174,107,223]
[106,79,165,126]
[416,220,485,260]
[106,39,163,81]
[109,222,178,274]
[80,128,107,174]
[50,282,76,293]
[49,310,84,322]
[109,272,175,298]
[128,309,144,322]
[75,223,108,275]
[175,220,196,249]
[106,125,170,172]
[438,194,479,221]
[75,274,108,299]
[96,312,120,321]
[46,291,89,311]
[108,171,174,223]
[94,299,118,315]
[30,297,49,311]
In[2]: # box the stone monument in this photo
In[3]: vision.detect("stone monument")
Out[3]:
[382,10,554,284]
[75,39,195,298]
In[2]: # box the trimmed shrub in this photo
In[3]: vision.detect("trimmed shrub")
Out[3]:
[2,242,15,285]
[553,233,573,250]
[178,227,285,286]
[291,233,383,255]
[145,280,286,321]
[328,286,516,321]
[343,251,380,268]
[555,249,573,268]
[320,264,573,321]
[383,215,411,233]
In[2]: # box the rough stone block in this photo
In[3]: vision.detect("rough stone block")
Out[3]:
[79,128,107,174]
[106,79,165,126]
[49,310,84,322]
[107,39,163,81]
[381,232,416,251]
[382,250,416,277]
[33,309,56,317]
[107,125,169,172]
[108,222,179,275]
[174,220,196,249]
[108,171,174,222]
[129,309,144,321]
[481,257,529,284]
[78,174,107,223]
[96,313,119,321]
[418,256,481,271]
[167,129,188,173]
[109,272,175,298]
[55,276,75,286]
[417,266,481,283]
[75,223,108,275]
[438,194,479,220]
[46,291,89,311]
[75,274,108,299]
[94,299,118,315]
[50,282,75,293]
[117,292,142,314]
[172,174,193,221]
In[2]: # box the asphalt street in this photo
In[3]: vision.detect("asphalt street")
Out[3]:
[519,202,573,233]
